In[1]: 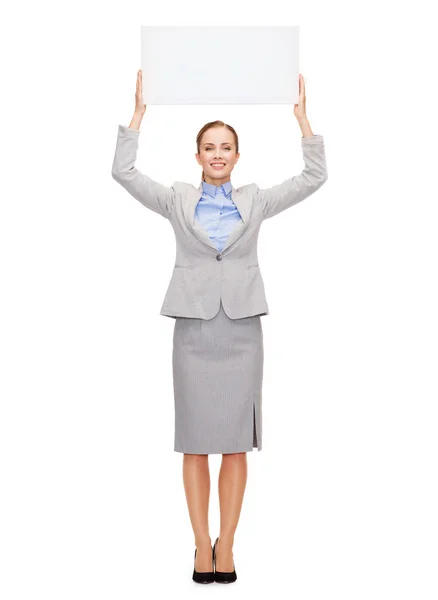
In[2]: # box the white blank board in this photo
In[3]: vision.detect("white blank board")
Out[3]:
[140,26,299,105]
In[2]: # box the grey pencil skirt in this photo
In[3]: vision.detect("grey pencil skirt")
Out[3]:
[172,300,264,454]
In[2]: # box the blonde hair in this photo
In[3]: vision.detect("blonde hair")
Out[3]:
[196,120,239,182]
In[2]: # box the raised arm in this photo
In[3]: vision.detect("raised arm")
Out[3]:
[258,74,328,220]
[111,70,175,219]
[258,134,328,220]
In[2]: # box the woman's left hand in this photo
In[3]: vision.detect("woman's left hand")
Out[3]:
[294,74,307,121]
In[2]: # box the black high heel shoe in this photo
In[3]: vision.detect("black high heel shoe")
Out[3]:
[213,537,237,584]
[192,545,215,584]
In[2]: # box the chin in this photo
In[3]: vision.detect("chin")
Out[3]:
[209,170,228,177]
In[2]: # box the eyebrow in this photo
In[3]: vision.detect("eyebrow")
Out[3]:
[202,142,233,146]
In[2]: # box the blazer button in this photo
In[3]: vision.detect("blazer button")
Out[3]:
[216,254,222,261]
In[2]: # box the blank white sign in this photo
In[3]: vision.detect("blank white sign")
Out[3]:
[140,26,299,105]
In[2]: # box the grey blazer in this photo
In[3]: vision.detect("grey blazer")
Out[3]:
[111,124,328,319]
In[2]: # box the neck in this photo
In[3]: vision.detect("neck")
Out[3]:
[203,177,231,186]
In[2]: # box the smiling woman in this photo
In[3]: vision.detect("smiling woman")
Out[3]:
[195,120,240,185]
[111,68,328,584]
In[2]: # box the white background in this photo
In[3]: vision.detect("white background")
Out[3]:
[1,1,437,599]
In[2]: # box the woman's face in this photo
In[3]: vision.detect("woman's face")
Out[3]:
[196,126,240,186]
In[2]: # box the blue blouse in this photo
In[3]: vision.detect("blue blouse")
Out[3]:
[195,180,242,252]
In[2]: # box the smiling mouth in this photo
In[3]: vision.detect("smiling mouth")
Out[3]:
[211,163,226,169]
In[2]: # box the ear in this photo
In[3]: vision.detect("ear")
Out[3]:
[195,153,201,166]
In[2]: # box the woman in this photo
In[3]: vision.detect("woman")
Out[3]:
[111,70,328,584]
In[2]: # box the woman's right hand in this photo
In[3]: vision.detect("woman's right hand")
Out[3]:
[135,69,147,116]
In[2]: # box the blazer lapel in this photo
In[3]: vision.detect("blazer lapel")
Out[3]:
[184,182,252,253]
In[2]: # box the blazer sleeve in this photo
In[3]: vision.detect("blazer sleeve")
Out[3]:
[258,135,328,220]
[111,124,175,219]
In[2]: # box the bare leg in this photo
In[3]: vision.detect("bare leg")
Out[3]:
[216,452,248,572]
[183,454,213,572]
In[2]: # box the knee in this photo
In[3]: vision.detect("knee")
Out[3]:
[222,452,246,460]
